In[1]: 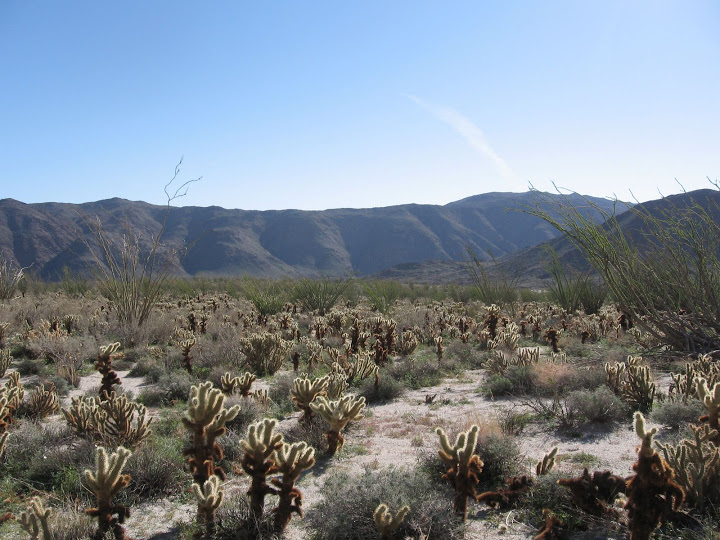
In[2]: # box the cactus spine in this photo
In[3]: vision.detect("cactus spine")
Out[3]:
[436,425,483,520]
[374,503,410,539]
[309,394,366,455]
[84,446,132,540]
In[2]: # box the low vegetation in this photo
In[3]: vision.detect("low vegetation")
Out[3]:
[0,268,719,540]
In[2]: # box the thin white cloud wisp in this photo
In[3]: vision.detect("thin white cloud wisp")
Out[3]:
[408,94,514,179]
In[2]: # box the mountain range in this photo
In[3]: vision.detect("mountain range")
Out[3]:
[0,191,620,281]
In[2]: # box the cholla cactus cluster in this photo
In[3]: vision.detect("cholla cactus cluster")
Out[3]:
[84,446,133,540]
[310,394,366,455]
[62,392,152,449]
[436,424,483,520]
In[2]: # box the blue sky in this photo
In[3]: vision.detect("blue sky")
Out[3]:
[1,1,718,210]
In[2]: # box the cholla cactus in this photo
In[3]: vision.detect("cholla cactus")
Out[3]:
[221,371,257,396]
[179,337,196,374]
[374,503,410,540]
[183,382,240,486]
[96,342,122,400]
[310,394,366,455]
[84,446,133,540]
[697,378,720,444]
[657,424,720,507]
[625,412,684,540]
[192,475,224,537]
[0,431,7,459]
[536,447,558,476]
[604,361,626,394]
[240,418,284,519]
[27,382,59,421]
[436,425,483,520]
[18,498,53,540]
[0,348,11,378]
[291,374,328,422]
[62,393,152,450]
[325,371,348,400]
[272,441,315,532]
[345,353,379,385]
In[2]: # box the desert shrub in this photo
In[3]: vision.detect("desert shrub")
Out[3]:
[282,416,332,455]
[52,508,97,540]
[1,423,95,497]
[444,340,483,367]
[505,365,538,394]
[650,398,705,429]
[0,255,26,300]
[268,372,295,416]
[475,432,524,488]
[137,369,194,406]
[214,490,277,540]
[527,188,720,353]
[122,435,185,502]
[533,363,605,397]
[224,395,268,433]
[15,357,49,376]
[309,466,464,539]
[522,472,588,533]
[389,356,444,389]
[242,277,288,316]
[466,248,518,307]
[292,276,352,315]
[546,249,607,315]
[359,374,405,403]
[483,375,514,397]
[363,279,403,314]
[563,386,629,426]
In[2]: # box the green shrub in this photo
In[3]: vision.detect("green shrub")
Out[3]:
[359,374,405,403]
[483,375,514,397]
[650,398,705,429]
[308,466,464,539]
[563,386,629,426]
[475,433,524,488]
[292,276,352,315]
[389,356,443,389]
[137,369,194,406]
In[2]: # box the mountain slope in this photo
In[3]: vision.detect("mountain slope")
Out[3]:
[0,192,619,280]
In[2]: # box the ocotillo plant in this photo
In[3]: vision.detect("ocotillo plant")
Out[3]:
[96,342,122,400]
[18,498,53,540]
[436,424,483,520]
[309,394,366,456]
[84,446,133,540]
[625,412,685,540]
[374,503,410,540]
[192,475,224,538]
[272,440,315,532]
[183,382,240,486]
[240,418,284,519]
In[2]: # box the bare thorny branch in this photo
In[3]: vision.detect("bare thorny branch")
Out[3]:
[82,159,201,330]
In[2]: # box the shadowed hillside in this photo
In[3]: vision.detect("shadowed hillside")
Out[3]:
[0,192,619,280]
